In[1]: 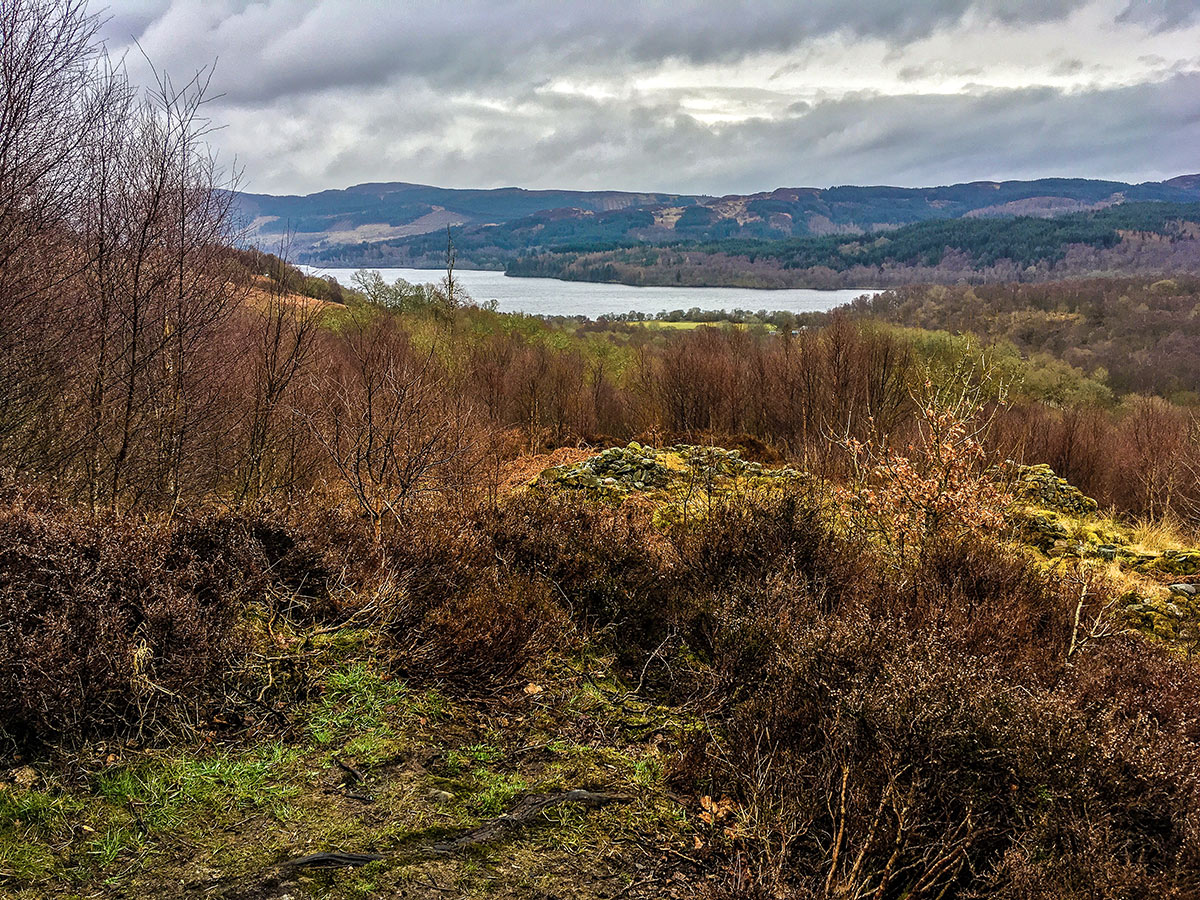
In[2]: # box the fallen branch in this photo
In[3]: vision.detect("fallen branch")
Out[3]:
[427,789,633,853]
[335,758,367,785]
[283,851,386,869]
[277,789,631,871]
[322,785,374,804]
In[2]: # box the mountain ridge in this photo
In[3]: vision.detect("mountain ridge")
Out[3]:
[234,174,1200,268]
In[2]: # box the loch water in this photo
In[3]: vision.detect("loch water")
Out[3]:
[304,267,879,318]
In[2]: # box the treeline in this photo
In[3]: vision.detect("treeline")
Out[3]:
[703,201,1200,270]
[459,319,1200,521]
[849,276,1200,402]
[599,307,826,329]
[504,202,1200,288]
[298,178,1200,271]
[311,199,1200,282]
[306,209,658,269]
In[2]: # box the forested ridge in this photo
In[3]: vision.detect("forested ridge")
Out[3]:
[258,174,1200,266]
[504,201,1200,287]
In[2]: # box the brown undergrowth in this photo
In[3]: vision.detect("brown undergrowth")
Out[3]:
[3,454,1200,897]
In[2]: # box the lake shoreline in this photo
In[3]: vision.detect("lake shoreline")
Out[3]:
[301,265,879,318]
[305,263,886,292]
[502,269,878,291]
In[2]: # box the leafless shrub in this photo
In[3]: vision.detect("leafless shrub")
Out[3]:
[0,496,328,750]
[0,0,127,472]
[306,314,479,539]
[72,66,244,508]
[388,573,568,689]
[0,0,246,507]
[687,524,1200,898]
[235,241,324,499]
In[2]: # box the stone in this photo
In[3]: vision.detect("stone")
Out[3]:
[1014,463,1098,515]
[1169,583,1197,597]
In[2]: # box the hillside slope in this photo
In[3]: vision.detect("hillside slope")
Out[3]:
[240,175,1200,265]
[503,202,1200,288]
[236,183,708,254]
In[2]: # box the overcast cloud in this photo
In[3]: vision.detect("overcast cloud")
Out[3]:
[98,0,1200,195]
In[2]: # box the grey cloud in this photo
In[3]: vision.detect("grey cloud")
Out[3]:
[1119,0,1200,29]
[225,70,1199,194]
[757,73,1200,187]
[1052,58,1086,75]
[93,1,1199,195]
[104,0,1091,106]
[897,62,986,81]
[96,0,171,44]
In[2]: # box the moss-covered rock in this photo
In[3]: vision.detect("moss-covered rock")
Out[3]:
[542,442,672,496]
[1013,463,1098,515]
[1121,588,1200,649]
[1015,509,1072,551]
[1136,550,1200,578]
[540,442,799,502]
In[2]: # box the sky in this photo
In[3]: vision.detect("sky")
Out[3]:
[98,0,1200,197]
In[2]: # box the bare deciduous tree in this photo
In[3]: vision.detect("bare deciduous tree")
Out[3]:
[0,0,128,473]
[0,0,244,507]
[237,238,324,498]
[307,315,476,540]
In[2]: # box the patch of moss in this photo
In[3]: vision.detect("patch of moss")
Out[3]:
[1,632,701,899]
[1121,589,1200,650]
[540,442,804,531]
[1003,464,1200,652]
[1133,550,1200,578]
[1014,463,1098,515]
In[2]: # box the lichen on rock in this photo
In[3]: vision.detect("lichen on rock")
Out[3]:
[1013,463,1098,516]
[537,442,803,523]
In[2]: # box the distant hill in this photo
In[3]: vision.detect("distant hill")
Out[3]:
[237,175,1200,268]
[235,183,706,256]
[505,202,1200,289]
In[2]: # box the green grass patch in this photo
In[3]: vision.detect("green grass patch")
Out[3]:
[308,661,446,752]
[92,742,302,833]
[466,771,529,817]
[444,744,504,774]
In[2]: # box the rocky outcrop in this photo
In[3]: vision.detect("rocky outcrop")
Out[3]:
[540,442,799,499]
[1014,463,1098,516]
